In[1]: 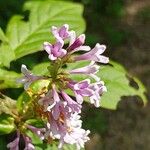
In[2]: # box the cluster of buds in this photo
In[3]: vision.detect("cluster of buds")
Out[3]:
[8,24,109,150]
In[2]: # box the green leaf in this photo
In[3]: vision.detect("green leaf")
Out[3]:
[0,28,8,43]
[17,79,50,112]
[0,68,21,89]
[32,62,50,75]
[100,61,147,109]
[0,93,17,116]
[17,91,31,113]
[65,60,147,110]
[26,119,44,128]
[6,0,85,59]
[0,44,15,67]
[0,114,15,135]
[0,28,15,67]
[26,130,50,150]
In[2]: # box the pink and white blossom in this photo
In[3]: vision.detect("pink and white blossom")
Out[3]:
[68,31,90,53]
[69,61,100,81]
[58,113,90,150]
[74,43,109,63]
[44,41,66,60]
[46,113,90,150]
[17,65,42,90]
[27,125,45,140]
[68,79,93,104]
[89,81,107,107]
[52,24,70,40]
[61,91,82,114]
[16,24,109,150]
[7,132,20,150]
[23,136,35,150]
[39,85,62,120]
[38,90,56,112]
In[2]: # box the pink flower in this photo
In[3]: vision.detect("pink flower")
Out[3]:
[45,113,90,150]
[68,31,90,53]
[89,81,107,107]
[61,91,82,114]
[23,135,35,150]
[68,79,93,104]
[69,61,100,81]
[17,65,42,90]
[51,100,68,121]
[15,24,109,150]
[27,125,45,140]
[7,131,20,150]
[58,113,90,150]
[39,85,61,120]
[7,131,35,150]
[45,116,66,140]
[52,24,70,40]
[44,40,66,60]
[74,43,109,63]
[38,90,56,112]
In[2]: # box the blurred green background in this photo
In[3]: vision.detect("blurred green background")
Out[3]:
[0,0,150,149]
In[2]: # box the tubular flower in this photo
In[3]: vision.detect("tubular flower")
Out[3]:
[23,136,35,150]
[27,125,45,140]
[17,64,43,90]
[7,131,35,150]
[68,31,90,53]
[7,131,20,150]
[69,61,100,75]
[16,24,109,150]
[74,43,109,63]
[44,41,66,60]
[51,24,70,40]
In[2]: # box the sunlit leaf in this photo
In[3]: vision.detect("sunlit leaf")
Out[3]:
[0,27,8,43]
[0,44,15,67]
[17,79,50,112]
[65,60,148,110]
[100,61,147,109]
[0,93,17,116]
[17,91,31,113]
[0,114,15,135]
[5,0,85,60]
[0,68,21,89]
[32,62,50,75]
[26,119,44,128]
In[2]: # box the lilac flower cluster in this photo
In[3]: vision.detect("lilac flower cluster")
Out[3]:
[8,24,109,150]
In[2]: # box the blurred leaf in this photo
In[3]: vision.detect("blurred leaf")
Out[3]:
[17,91,31,113]
[0,68,21,89]
[0,93,17,116]
[32,62,50,75]
[0,27,8,43]
[0,44,15,67]
[0,26,15,67]
[63,144,84,150]
[17,79,50,112]
[26,119,44,128]
[0,114,15,135]
[29,79,50,94]
[26,130,54,150]
[66,60,147,110]
[5,0,85,60]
